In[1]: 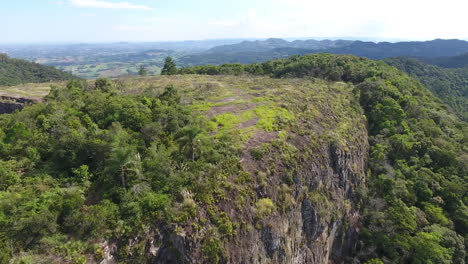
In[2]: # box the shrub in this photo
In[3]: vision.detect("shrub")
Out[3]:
[255,198,276,219]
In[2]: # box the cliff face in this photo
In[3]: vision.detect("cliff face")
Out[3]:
[146,130,368,264]
[0,96,35,114]
[224,135,368,264]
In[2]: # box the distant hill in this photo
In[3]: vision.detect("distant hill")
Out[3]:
[207,38,353,53]
[421,52,468,68]
[179,47,317,66]
[0,53,75,86]
[179,38,352,66]
[385,56,468,121]
[326,39,468,59]
[179,39,468,66]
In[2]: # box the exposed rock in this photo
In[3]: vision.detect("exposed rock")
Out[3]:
[0,96,36,114]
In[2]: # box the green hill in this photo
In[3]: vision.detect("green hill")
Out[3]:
[422,52,468,68]
[0,54,466,264]
[0,53,75,86]
[179,39,468,66]
[384,57,468,121]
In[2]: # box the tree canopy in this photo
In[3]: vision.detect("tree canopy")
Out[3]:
[161,56,178,75]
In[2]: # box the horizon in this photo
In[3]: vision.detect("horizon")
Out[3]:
[2,37,468,46]
[2,0,468,43]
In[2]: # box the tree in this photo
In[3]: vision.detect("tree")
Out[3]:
[161,57,177,75]
[95,77,115,92]
[138,65,148,76]
[176,126,202,161]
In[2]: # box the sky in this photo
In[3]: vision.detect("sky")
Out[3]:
[1,0,468,43]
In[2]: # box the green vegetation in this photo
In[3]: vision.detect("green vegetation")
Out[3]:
[179,39,468,65]
[0,78,244,262]
[255,198,276,219]
[422,52,468,68]
[0,54,75,86]
[384,57,468,121]
[59,62,162,79]
[253,103,294,131]
[161,56,178,75]
[138,65,148,76]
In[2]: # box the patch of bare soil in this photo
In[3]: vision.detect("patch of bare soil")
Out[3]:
[207,102,258,118]
[238,118,258,128]
[210,97,238,103]
[241,130,278,173]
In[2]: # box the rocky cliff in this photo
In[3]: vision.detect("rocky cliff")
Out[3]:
[0,96,35,114]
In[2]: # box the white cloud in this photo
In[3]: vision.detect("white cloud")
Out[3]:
[208,0,468,41]
[69,0,153,10]
[269,0,468,40]
[70,0,468,42]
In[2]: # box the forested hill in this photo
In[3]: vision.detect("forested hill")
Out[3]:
[324,39,468,59]
[179,39,468,66]
[0,53,75,86]
[384,57,468,121]
[422,52,468,68]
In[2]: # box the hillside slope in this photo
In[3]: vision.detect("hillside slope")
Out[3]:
[422,52,468,68]
[0,54,466,264]
[384,57,468,121]
[0,53,75,86]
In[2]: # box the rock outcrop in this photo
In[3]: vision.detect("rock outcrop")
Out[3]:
[0,96,35,114]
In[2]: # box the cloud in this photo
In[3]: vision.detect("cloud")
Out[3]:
[270,0,468,40]
[69,0,153,10]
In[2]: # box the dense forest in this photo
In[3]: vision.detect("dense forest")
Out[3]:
[0,54,466,263]
[384,57,468,121]
[422,53,468,68]
[0,54,75,86]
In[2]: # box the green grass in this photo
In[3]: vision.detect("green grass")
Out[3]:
[254,103,295,131]
[0,83,55,99]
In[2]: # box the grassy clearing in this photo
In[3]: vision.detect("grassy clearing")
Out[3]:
[112,75,365,148]
[0,82,56,100]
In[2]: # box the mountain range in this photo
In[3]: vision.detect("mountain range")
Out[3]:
[179,38,468,66]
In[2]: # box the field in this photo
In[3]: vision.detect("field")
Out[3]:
[58,63,162,79]
[0,82,56,100]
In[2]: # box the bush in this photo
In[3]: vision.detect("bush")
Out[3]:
[255,198,276,219]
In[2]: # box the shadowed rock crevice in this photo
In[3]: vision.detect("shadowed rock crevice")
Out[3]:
[0,96,36,114]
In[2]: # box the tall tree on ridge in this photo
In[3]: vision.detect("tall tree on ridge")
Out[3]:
[161,57,177,75]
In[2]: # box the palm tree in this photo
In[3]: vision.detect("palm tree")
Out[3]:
[107,146,143,188]
[176,126,202,161]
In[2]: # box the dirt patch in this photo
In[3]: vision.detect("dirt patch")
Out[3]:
[238,118,258,129]
[241,130,278,173]
[209,97,238,103]
[207,102,258,118]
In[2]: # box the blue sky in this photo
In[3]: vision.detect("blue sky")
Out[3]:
[1,0,467,43]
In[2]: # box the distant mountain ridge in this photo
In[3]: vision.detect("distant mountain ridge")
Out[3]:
[326,39,468,59]
[207,38,353,53]
[179,38,468,66]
